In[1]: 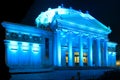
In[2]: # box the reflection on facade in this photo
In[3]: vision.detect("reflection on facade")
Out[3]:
[1,6,117,71]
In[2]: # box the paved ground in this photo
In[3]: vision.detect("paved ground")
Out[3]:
[10,67,117,80]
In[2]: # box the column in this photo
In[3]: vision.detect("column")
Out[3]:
[113,52,116,66]
[56,30,62,66]
[61,49,66,66]
[18,42,22,66]
[68,33,73,66]
[96,38,101,66]
[42,38,46,67]
[53,32,57,66]
[108,52,111,66]
[103,40,108,66]
[4,40,9,66]
[88,37,93,66]
[79,35,83,66]
[29,43,33,67]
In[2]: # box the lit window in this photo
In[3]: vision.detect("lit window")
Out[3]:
[74,52,79,63]
[66,52,68,55]
[116,61,120,66]
[66,56,68,63]
[66,52,68,63]
[32,43,39,54]
[77,57,79,63]
[112,52,116,56]
[83,53,87,57]
[108,51,111,55]
[22,42,29,52]
[74,56,79,63]
[83,57,87,63]
[74,52,79,56]
[9,41,18,52]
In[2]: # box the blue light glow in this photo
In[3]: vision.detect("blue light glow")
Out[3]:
[80,12,95,19]
[32,43,40,54]
[36,8,93,27]
[1,5,118,69]
[108,51,111,55]
[35,7,111,34]
[112,52,116,56]
[9,41,18,52]
[22,42,29,52]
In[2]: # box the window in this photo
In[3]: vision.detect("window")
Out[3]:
[9,41,18,52]
[45,38,49,58]
[66,57,68,63]
[66,52,68,63]
[32,43,39,54]
[74,52,79,63]
[22,42,29,52]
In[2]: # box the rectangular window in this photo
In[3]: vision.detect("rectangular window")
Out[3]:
[45,38,49,58]
[32,43,39,54]
[22,42,29,52]
[74,52,79,63]
[9,41,18,52]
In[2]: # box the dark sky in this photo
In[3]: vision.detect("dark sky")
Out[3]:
[0,0,120,44]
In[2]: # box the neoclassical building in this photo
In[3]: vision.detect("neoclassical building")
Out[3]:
[1,6,117,71]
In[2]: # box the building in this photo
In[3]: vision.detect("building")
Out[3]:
[1,6,117,71]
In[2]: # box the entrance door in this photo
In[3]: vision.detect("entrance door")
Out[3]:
[74,52,79,66]
[65,52,79,66]
[65,51,88,66]
[65,52,68,66]
[83,53,87,66]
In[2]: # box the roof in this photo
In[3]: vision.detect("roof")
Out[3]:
[1,21,52,36]
[35,6,111,34]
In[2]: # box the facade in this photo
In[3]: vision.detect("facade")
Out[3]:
[1,6,117,71]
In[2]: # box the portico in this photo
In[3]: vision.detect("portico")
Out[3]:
[53,28,109,67]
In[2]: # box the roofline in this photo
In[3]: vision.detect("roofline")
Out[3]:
[1,21,52,36]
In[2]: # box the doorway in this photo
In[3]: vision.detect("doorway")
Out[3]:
[65,51,88,66]
[74,52,79,66]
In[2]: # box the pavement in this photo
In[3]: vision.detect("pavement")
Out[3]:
[10,67,117,80]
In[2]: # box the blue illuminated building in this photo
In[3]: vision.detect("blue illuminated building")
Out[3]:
[1,6,117,72]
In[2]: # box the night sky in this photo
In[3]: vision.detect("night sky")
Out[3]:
[0,0,120,44]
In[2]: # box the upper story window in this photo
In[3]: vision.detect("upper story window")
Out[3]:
[9,41,18,52]
[22,42,29,52]
[32,43,40,54]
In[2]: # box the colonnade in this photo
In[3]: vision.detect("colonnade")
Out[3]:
[54,30,109,67]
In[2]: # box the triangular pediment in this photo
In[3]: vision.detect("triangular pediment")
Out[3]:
[35,6,111,34]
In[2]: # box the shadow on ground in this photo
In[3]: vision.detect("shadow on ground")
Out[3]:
[88,69,120,80]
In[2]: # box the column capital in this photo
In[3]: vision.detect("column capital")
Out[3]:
[87,34,94,39]
[68,30,74,35]
[78,32,84,37]
[94,36,103,41]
